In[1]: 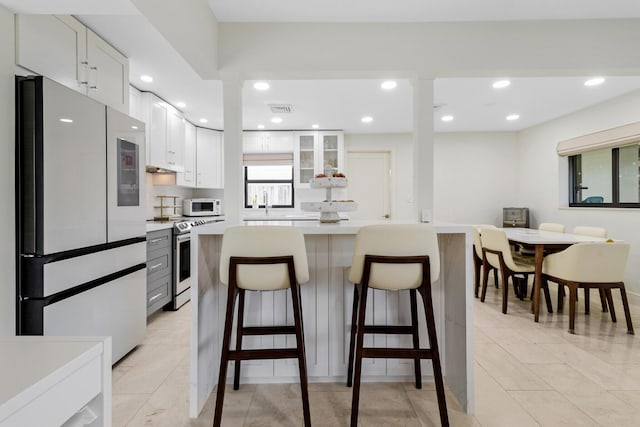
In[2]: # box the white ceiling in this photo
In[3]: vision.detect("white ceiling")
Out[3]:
[3,0,640,133]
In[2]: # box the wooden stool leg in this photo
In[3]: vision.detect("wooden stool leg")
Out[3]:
[568,286,577,334]
[233,289,245,390]
[290,281,311,427]
[605,289,617,323]
[599,289,609,313]
[584,287,591,315]
[420,283,449,427]
[618,286,635,335]
[213,286,238,427]
[350,283,369,427]
[409,289,422,389]
[346,285,359,387]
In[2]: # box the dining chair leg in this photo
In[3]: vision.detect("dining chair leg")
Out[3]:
[501,269,510,314]
[557,283,564,313]
[542,280,553,314]
[494,268,499,288]
[409,289,422,389]
[599,289,609,313]
[213,286,239,427]
[419,283,449,427]
[584,287,591,315]
[290,281,312,427]
[618,286,635,335]
[568,286,577,334]
[346,285,359,387]
[350,283,369,427]
[605,289,617,323]
[473,252,481,298]
[233,289,245,390]
[480,258,490,302]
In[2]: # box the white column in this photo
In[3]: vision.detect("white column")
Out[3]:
[412,77,435,222]
[222,74,244,221]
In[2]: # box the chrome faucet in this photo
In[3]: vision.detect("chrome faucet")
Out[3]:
[264,191,269,215]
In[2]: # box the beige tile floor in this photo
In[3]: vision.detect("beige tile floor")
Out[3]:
[113,281,640,426]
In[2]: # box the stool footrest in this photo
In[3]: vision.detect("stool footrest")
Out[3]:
[228,348,298,361]
[364,325,414,334]
[361,348,434,359]
[242,326,296,335]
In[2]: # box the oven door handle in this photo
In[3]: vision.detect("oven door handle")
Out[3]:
[176,234,191,243]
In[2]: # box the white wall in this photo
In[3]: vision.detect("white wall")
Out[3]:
[344,133,415,220]
[434,132,520,225]
[0,5,15,335]
[518,90,640,294]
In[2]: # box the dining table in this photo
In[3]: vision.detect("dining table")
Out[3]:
[501,228,608,322]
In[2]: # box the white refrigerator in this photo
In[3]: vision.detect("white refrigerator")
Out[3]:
[16,76,147,363]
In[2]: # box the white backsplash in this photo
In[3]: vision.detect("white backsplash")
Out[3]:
[145,173,223,220]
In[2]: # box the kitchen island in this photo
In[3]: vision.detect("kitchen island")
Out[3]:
[189,220,473,418]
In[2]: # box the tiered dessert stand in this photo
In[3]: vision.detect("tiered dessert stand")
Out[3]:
[301,167,358,223]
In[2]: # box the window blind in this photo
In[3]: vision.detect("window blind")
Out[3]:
[242,153,294,166]
[557,121,640,156]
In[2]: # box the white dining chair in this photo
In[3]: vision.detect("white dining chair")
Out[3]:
[539,223,566,233]
[214,226,311,427]
[542,241,633,334]
[472,224,498,297]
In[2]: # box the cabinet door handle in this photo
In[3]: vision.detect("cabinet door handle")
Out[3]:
[149,237,165,244]
[88,66,98,90]
[149,292,164,302]
[149,262,163,271]
[79,60,89,85]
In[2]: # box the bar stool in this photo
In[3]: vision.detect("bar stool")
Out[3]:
[346,224,449,427]
[213,226,311,427]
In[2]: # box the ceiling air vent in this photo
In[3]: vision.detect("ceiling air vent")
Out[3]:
[268,104,294,114]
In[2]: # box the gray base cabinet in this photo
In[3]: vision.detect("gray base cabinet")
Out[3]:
[146,229,173,316]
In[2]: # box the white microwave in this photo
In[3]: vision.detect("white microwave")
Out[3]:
[183,198,222,216]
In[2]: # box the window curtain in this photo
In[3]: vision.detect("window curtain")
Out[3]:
[242,153,293,166]
[557,121,640,156]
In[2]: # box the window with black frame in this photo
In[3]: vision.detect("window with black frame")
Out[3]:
[243,154,295,208]
[568,144,640,207]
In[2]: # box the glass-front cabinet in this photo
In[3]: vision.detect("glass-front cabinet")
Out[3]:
[294,131,344,187]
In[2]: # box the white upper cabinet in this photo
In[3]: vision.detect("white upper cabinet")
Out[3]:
[196,128,224,189]
[293,131,344,187]
[141,92,185,172]
[15,15,129,114]
[243,131,294,153]
[177,121,197,187]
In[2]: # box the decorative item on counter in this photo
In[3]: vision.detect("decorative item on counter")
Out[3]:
[154,195,182,221]
[301,165,358,222]
[252,194,259,209]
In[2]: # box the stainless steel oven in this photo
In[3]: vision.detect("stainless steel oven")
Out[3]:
[167,216,224,310]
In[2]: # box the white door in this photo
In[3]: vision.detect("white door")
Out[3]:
[346,151,391,220]
[106,107,146,242]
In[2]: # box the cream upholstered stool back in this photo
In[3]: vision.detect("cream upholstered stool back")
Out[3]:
[539,223,566,233]
[572,226,608,238]
[213,226,311,427]
[219,225,309,290]
[346,224,449,427]
[542,242,633,334]
[348,223,440,290]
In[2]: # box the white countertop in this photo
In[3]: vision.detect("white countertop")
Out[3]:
[192,220,471,236]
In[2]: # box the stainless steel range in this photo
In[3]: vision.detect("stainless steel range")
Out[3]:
[168,216,223,310]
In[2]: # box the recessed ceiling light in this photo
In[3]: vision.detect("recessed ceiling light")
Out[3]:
[254,81,270,91]
[131,125,138,129]
[176,102,186,108]
[312,124,319,129]
[199,118,208,124]
[140,75,153,83]
[381,80,397,90]
[271,117,283,124]
[492,80,511,89]
[361,116,373,123]
[441,115,454,122]
[584,77,605,87]
[59,118,73,123]
[506,114,520,121]
[257,124,265,129]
